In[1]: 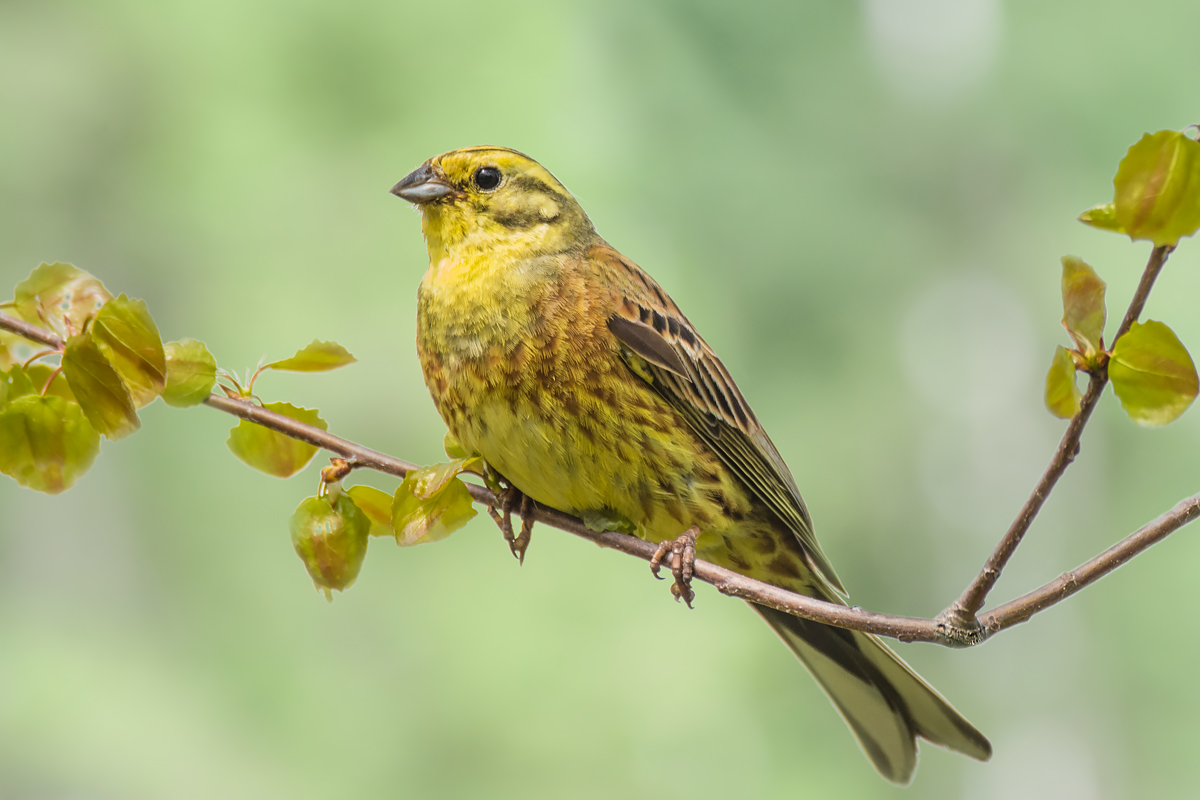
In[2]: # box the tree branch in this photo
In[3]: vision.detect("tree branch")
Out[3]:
[197,395,1200,647]
[2,251,1197,649]
[939,244,1173,639]
[198,393,945,642]
[205,395,950,643]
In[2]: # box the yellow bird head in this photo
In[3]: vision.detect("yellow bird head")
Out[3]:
[391,146,594,263]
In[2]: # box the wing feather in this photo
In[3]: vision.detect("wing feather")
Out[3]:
[592,243,846,594]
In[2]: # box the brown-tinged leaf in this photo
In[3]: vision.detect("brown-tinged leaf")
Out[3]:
[391,474,477,546]
[1060,256,1106,358]
[91,295,166,408]
[345,484,396,538]
[1110,131,1200,246]
[389,458,482,547]
[12,262,112,338]
[1045,345,1082,419]
[1109,320,1199,426]
[163,338,217,407]
[290,494,370,599]
[61,330,139,440]
[266,340,357,373]
[226,402,327,478]
[0,394,100,494]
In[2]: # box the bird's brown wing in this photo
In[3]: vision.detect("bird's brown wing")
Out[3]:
[591,243,846,595]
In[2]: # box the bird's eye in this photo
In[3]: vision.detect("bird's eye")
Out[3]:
[473,166,502,191]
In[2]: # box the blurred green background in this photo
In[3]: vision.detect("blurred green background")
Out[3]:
[2,0,1199,797]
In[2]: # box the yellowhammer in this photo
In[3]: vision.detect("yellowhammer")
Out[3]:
[391,146,991,783]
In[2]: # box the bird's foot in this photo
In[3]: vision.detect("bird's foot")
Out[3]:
[487,483,534,564]
[649,526,699,608]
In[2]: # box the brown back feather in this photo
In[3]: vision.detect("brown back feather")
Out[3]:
[591,242,846,594]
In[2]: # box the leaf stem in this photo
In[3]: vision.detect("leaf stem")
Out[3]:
[246,364,270,396]
[215,368,244,396]
[39,365,64,396]
[21,349,61,369]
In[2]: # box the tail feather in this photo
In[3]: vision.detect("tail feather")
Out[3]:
[751,603,991,784]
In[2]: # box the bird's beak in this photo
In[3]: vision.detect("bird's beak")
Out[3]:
[390,163,455,204]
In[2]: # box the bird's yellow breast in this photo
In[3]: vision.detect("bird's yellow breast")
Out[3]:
[414,248,752,552]
[413,231,817,594]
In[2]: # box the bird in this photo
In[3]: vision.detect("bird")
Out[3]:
[391,145,991,783]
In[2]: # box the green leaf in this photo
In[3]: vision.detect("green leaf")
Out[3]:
[163,338,217,407]
[580,507,638,536]
[266,340,357,373]
[0,394,100,494]
[1078,203,1123,233]
[61,330,140,440]
[389,459,480,547]
[25,363,76,403]
[392,476,477,546]
[443,431,469,459]
[226,401,327,477]
[0,330,18,371]
[404,456,484,500]
[12,262,112,338]
[1045,346,1082,419]
[289,494,371,599]
[1060,256,1106,358]
[346,484,396,538]
[1109,320,1199,426]
[1,364,37,407]
[1110,131,1200,246]
[90,295,166,408]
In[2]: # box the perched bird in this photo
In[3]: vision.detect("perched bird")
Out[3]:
[392,146,991,783]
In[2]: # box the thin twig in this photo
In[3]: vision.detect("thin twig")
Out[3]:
[1114,244,1173,341]
[22,348,60,369]
[939,244,1172,638]
[983,491,1200,634]
[39,365,64,396]
[203,393,423,477]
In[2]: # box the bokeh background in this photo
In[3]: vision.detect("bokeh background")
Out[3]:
[2,1,1199,797]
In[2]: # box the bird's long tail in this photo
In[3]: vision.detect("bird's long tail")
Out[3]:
[750,603,991,784]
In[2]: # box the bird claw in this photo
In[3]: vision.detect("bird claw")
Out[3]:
[512,493,534,564]
[487,483,535,564]
[649,526,699,608]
